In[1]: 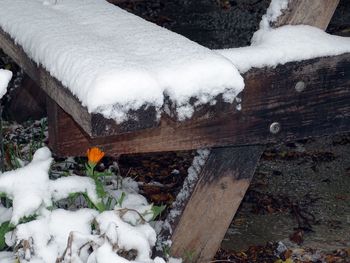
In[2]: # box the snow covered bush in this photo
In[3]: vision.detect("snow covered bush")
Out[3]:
[0,68,175,263]
[0,146,175,263]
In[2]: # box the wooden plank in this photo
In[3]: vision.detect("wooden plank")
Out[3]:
[48,53,350,156]
[167,146,264,262]
[0,27,92,133]
[0,28,159,137]
[274,0,339,30]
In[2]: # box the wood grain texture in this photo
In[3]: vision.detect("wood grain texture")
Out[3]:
[169,146,264,262]
[48,53,350,156]
[274,0,339,30]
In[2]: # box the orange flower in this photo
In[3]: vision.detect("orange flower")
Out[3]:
[87,147,105,165]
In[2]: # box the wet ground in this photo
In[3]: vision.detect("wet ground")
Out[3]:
[219,134,350,262]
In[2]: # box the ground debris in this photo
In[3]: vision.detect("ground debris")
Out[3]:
[215,244,350,263]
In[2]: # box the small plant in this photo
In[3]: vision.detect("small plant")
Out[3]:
[4,143,22,170]
[84,147,115,212]
[0,143,173,262]
[28,119,47,160]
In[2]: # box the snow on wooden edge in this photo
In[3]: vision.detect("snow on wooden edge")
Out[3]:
[0,0,244,122]
[217,25,350,73]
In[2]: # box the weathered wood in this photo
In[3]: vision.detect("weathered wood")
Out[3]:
[7,76,46,122]
[0,28,159,137]
[274,0,339,30]
[48,53,350,156]
[168,146,264,262]
[0,0,342,140]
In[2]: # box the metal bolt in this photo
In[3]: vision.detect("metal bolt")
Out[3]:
[270,122,281,134]
[295,81,306,92]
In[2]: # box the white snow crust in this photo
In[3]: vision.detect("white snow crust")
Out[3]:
[259,0,289,30]
[0,0,244,122]
[0,251,15,263]
[0,69,12,99]
[9,208,98,263]
[217,25,350,73]
[96,211,156,261]
[0,205,12,225]
[0,147,100,225]
[0,146,178,262]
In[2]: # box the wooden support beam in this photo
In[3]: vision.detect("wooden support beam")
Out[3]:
[6,76,46,122]
[274,0,340,30]
[166,146,264,262]
[47,53,350,156]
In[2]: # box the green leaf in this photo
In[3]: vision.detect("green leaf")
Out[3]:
[95,202,106,212]
[116,192,126,207]
[18,214,37,224]
[94,171,113,177]
[151,204,166,221]
[0,221,15,250]
[95,179,107,199]
[85,163,94,177]
[105,196,115,210]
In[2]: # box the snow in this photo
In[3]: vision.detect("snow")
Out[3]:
[0,205,12,224]
[0,0,244,122]
[0,147,100,225]
[0,143,177,262]
[167,149,209,224]
[96,211,156,261]
[11,208,98,263]
[259,0,289,30]
[0,69,12,99]
[0,251,15,263]
[217,25,350,73]
[0,147,53,224]
[91,243,132,263]
[50,175,99,204]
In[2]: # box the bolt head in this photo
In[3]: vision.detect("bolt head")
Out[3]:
[295,81,306,92]
[270,122,281,134]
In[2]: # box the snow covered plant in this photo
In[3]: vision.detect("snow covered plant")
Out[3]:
[0,146,174,263]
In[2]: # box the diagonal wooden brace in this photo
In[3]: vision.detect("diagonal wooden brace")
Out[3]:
[167,146,264,262]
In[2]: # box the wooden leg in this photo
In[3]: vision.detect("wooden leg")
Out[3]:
[7,75,46,123]
[167,146,264,262]
[46,96,91,156]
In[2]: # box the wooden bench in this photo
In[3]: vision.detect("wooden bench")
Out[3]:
[0,0,349,262]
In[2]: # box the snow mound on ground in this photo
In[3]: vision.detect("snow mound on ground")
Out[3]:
[0,147,100,225]
[10,209,98,263]
[217,25,350,73]
[96,211,156,262]
[0,0,244,122]
[259,0,289,30]
[0,251,15,263]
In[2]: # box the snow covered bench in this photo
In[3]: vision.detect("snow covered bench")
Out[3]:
[0,0,349,262]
